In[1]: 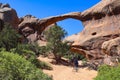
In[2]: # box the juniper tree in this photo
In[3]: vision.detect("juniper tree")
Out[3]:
[44,25,70,63]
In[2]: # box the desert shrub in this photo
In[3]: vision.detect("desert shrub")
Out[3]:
[74,53,85,60]
[64,51,85,60]
[0,51,52,80]
[11,44,36,60]
[64,53,74,60]
[34,59,53,70]
[13,43,46,57]
[81,58,87,65]
[39,61,52,70]
[10,43,52,70]
[94,64,120,80]
[30,58,53,70]
[27,42,42,57]
[39,46,49,57]
[0,24,21,51]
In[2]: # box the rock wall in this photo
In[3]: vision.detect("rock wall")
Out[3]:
[65,0,120,65]
[71,0,120,61]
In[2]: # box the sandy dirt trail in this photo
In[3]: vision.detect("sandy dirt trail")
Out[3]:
[38,56,97,80]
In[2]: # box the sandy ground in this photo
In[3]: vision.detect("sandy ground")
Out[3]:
[38,56,97,80]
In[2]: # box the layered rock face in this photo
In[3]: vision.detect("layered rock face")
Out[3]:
[66,0,120,65]
[102,37,120,56]
[18,15,40,42]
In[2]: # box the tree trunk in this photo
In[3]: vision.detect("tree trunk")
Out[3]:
[54,54,61,64]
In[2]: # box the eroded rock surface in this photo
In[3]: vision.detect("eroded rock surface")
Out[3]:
[102,37,120,56]
[65,0,120,66]
[0,3,19,27]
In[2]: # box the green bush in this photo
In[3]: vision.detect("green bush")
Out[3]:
[31,58,53,70]
[39,61,53,70]
[94,64,120,80]
[64,51,85,60]
[10,44,52,70]
[0,51,52,80]
[0,24,21,51]
[12,43,45,57]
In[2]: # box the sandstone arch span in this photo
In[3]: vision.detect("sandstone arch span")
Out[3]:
[18,12,81,37]
[38,12,81,28]
[18,12,82,42]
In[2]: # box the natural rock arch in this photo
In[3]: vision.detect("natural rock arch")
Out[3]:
[18,12,82,40]
[18,0,120,61]
[18,12,81,32]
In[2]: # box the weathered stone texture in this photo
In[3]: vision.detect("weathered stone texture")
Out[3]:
[0,3,19,27]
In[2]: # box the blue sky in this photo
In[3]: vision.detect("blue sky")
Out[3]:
[1,0,100,36]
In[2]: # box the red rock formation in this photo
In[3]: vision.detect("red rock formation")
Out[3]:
[0,3,19,28]
[71,0,120,60]
[18,12,81,41]
[64,0,120,66]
